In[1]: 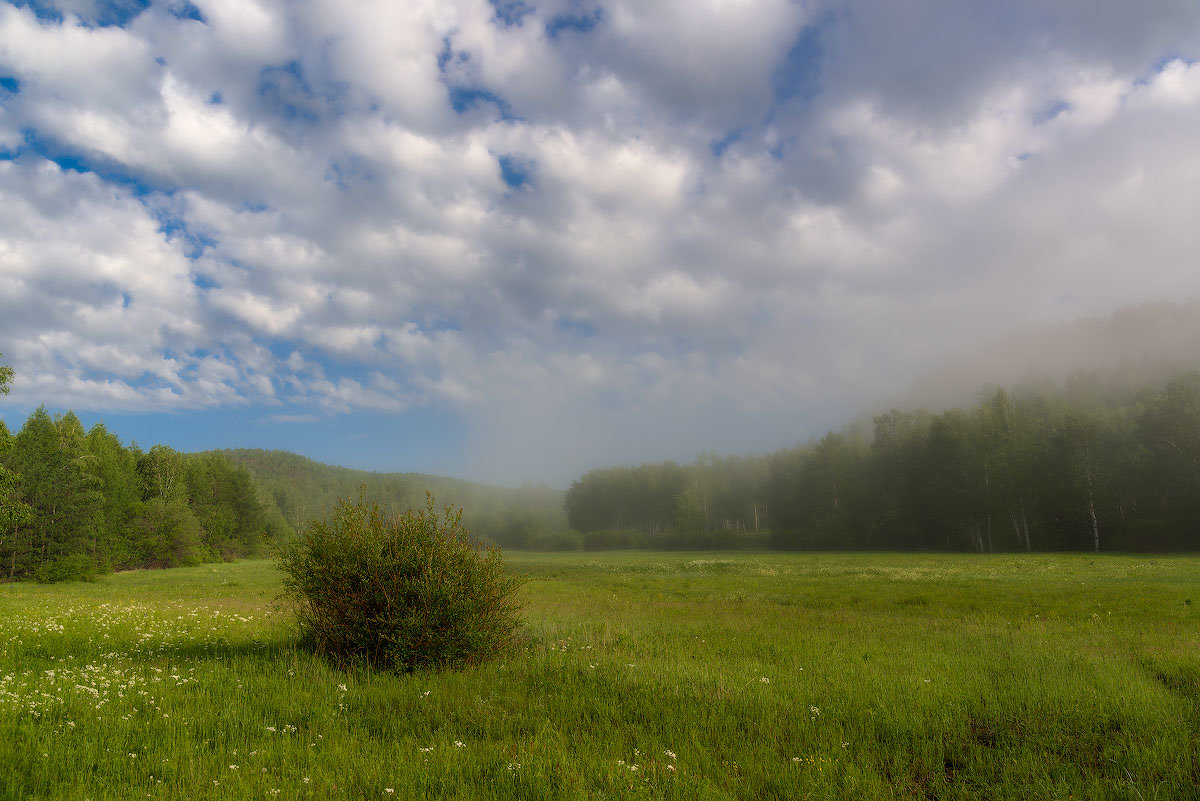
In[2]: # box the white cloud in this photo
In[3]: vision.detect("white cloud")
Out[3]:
[1,1,1199,481]
[206,289,301,337]
[1141,58,1200,107]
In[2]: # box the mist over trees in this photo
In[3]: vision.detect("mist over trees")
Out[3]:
[567,368,1200,553]
[904,301,1200,413]
[219,449,570,550]
[564,456,770,549]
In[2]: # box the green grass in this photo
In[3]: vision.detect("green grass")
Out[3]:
[1,552,1198,800]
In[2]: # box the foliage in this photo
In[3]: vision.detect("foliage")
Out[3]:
[0,408,281,581]
[132,498,206,569]
[33,553,99,584]
[524,528,584,550]
[278,493,525,673]
[567,456,770,546]
[0,465,33,568]
[0,351,11,396]
[566,368,1200,552]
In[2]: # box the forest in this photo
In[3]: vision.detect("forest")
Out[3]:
[3,362,1200,584]
[566,369,1200,553]
[0,407,287,582]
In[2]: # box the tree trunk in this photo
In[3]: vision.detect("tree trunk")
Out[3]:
[1084,451,1100,553]
[983,456,993,552]
[1020,501,1032,551]
[1088,496,1100,553]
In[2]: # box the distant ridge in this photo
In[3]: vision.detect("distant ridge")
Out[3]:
[213,448,567,539]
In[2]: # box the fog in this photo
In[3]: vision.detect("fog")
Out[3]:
[902,301,1200,414]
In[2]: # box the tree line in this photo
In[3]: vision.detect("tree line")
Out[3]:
[6,347,1199,566]
[0,407,287,582]
[566,369,1200,552]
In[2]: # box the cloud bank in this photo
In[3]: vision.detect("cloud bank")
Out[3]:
[1,0,1199,482]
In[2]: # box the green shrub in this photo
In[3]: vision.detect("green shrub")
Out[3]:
[34,553,99,584]
[582,528,648,550]
[525,528,584,551]
[277,493,525,673]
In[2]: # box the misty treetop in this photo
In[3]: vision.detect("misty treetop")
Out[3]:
[0,407,287,582]
[564,455,770,550]
[219,448,570,550]
[566,369,1200,553]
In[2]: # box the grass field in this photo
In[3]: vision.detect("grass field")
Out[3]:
[1,552,1197,800]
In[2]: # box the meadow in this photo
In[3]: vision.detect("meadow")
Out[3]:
[0,552,1197,800]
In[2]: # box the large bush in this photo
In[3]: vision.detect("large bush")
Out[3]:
[278,493,525,672]
[34,553,99,584]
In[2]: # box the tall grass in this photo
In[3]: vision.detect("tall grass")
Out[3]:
[1,553,1196,800]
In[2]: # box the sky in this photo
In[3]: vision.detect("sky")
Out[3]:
[1,0,1199,486]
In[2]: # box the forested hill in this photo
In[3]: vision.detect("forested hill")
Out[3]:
[566,367,1200,553]
[215,449,569,548]
[0,414,568,584]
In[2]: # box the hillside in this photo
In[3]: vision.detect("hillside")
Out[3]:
[215,449,570,547]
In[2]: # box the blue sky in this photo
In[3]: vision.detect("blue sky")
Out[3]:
[2,0,1200,485]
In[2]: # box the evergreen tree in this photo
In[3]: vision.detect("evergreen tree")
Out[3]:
[0,463,33,573]
[4,408,102,579]
[1137,372,1200,548]
[132,498,205,568]
[85,423,143,569]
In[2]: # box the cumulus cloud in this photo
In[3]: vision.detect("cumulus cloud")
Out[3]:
[1,0,1199,482]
